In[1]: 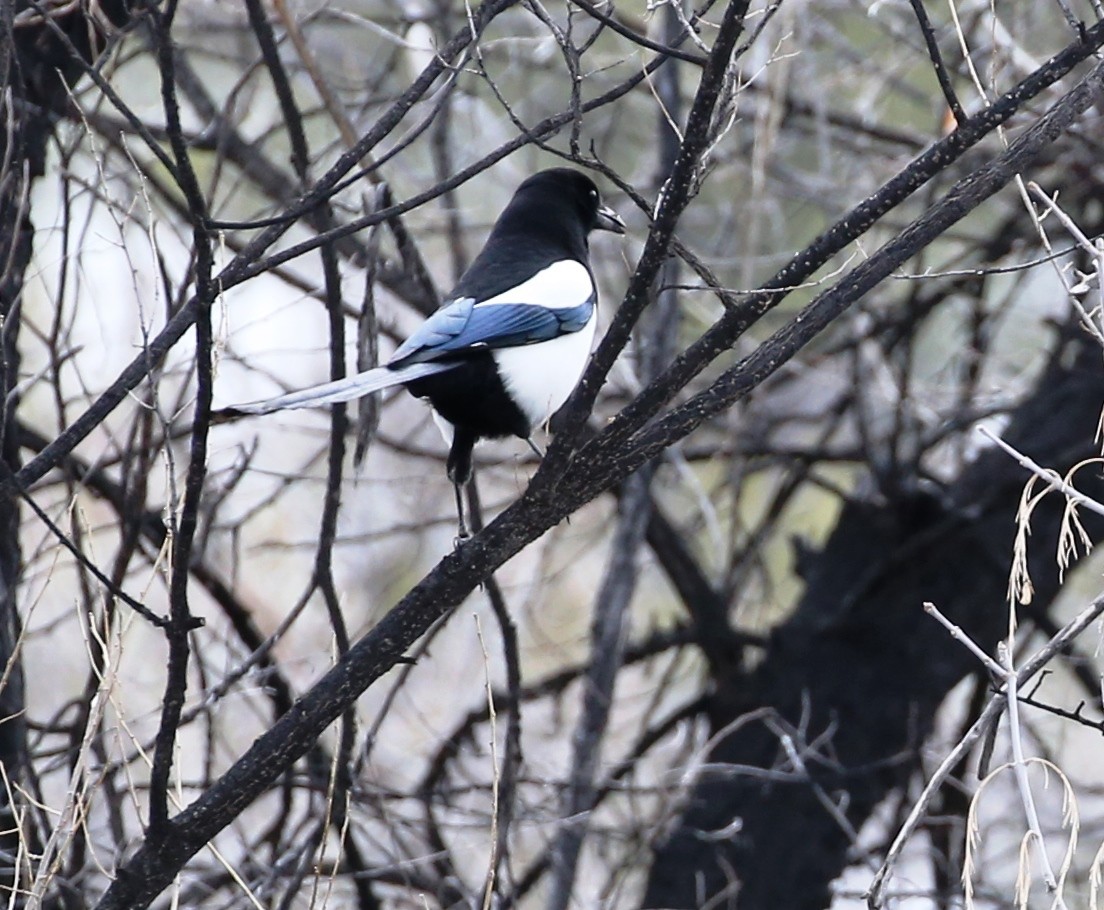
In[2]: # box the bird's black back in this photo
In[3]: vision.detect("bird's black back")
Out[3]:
[449,168,601,302]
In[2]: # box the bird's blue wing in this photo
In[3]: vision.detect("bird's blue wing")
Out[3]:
[441,300,594,348]
[389,296,594,366]
[390,297,476,365]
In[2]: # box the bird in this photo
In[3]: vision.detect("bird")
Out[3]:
[224,167,625,537]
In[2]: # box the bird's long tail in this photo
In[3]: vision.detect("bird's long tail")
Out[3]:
[221,360,457,417]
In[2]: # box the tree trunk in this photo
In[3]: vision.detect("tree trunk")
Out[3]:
[643,331,1104,909]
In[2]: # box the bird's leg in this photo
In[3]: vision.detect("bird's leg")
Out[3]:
[447,426,478,542]
[453,481,470,540]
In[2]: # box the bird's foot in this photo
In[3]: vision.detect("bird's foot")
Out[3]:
[452,481,472,544]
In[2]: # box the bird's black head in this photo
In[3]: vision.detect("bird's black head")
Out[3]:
[482,168,624,267]
[513,168,626,237]
[450,167,623,301]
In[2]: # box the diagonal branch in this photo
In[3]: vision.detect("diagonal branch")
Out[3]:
[89,39,1104,910]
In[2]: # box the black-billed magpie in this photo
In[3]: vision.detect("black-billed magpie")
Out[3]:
[226,168,624,536]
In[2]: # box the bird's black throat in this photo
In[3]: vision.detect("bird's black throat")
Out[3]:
[404,353,529,484]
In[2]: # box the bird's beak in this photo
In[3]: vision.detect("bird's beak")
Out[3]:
[595,203,626,235]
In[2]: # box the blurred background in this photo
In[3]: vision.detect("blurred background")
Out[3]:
[5,0,1104,907]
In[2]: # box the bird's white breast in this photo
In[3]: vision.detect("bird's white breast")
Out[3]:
[493,307,597,430]
[479,260,594,310]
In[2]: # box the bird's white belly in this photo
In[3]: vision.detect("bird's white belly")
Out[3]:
[493,311,597,430]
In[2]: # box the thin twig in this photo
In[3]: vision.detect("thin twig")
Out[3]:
[1000,641,1070,907]
[979,426,1104,519]
[146,0,215,839]
[908,0,967,127]
[867,590,1104,908]
[923,602,1004,676]
[474,615,500,910]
